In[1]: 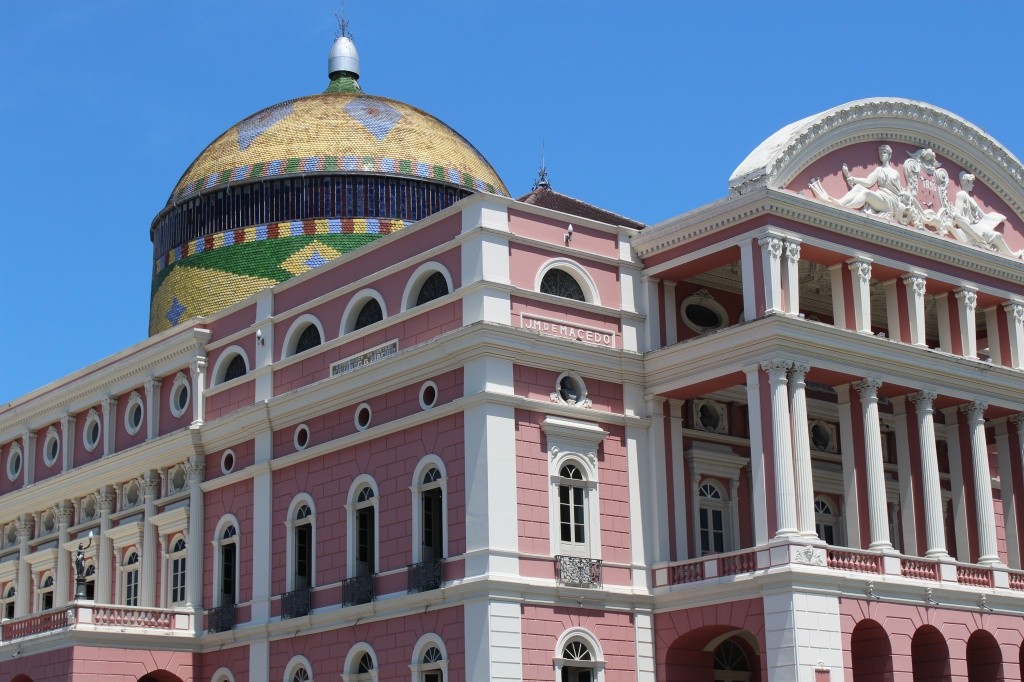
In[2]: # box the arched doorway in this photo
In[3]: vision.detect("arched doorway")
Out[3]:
[911,625,950,681]
[712,637,755,681]
[12,675,34,682]
[851,619,893,681]
[663,626,762,681]
[966,630,1002,681]
[138,672,184,682]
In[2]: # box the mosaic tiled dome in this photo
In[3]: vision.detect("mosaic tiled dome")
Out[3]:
[149,36,508,336]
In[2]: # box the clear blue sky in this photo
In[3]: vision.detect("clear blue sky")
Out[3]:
[2,1,1023,404]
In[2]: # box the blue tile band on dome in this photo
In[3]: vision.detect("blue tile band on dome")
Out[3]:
[171,154,504,203]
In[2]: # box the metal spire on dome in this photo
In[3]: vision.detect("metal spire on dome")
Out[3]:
[326,4,361,92]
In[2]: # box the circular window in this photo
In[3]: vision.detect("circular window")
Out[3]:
[170,379,190,419]
[419,381,438,410]
[124,481,141,507]
[43,431,60,467]
[294,424,310,450]
[680,289,729,334]
[125,398,144,436]
[170,465,187,492]
[811,422,833,451]
[83,413,102,452]
[82,496,96,521]
[355,403,372,431]
[555,372,587,406]
[698,403,721,431]
[6,448,21,482]
[221,449,236,475]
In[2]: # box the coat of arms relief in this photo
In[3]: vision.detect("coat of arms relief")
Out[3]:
[809,144,1022,259]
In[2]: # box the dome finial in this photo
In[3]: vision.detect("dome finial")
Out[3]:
[328,4,360,86]
[532,141,550,190]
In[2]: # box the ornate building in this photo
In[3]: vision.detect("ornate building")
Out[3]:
[2,31,1024,682]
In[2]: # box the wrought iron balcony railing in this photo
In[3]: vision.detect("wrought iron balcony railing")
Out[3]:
[281,586,311,619]
[555,555,603,588]
[407,559,444,593]
[207,603,235,633]
[341,573,375,606]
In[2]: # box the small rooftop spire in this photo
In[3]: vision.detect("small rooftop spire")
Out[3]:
[533,141,550,190]
[326,6,362,93]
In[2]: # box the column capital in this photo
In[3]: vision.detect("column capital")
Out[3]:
[784,240,801,264]
[1010,413,1024,435]
[186,459,206,486]
[192,356,208,375]
[960,401,988,422]
[55,505,73,529]
[902,273,928,294]
[1003,301,1024,323]
[758,236,784,259]
[954,287,978,311]
[852,378,883,401]
[760,358,792,381]
[909,391,937,411]
[15,519,33,541]
[97,492,116,515]
[788,363,811,382]
[847,259,873,283]
[61,412,75,429]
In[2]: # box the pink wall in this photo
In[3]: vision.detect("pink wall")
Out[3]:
[206,378,256,422]
[205,303,257,346]
[513,365,623,414]
[511,296,621,350]
[0,441,22,495]
[204,479,254,608]
[508,207,622,260]
[655,597,767,680]
[113,387,148,453]
[521,605,637,681]
[204,439,254,483]
[197,645,249,682]
[160,367,193,435]
[508,242,621,309]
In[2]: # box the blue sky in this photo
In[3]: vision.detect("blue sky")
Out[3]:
[2,1,1023,403]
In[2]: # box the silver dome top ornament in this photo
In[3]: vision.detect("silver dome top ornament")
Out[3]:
[328,9,360,81]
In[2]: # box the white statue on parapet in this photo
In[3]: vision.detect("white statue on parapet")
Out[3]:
[953,172,1022,258]
[810,144,913,223]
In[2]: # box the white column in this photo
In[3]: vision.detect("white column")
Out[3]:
[191,357,207,426]
[251,429,273,622]
[984,307,1002,366]
[935,293,953,353]
[941,407,971,561]
[647,396,670,563]
[994,420,1020,567]
[763,590,844,682]
[828,264,848,330]
[782,239,801,315]
[186,458,205,624]
[744,367,769,546]
[461,199,511,326]
[883,279,901,341]
[55,506,72,606]
[668,399,689,558]
[847,259,873,334]
[962,401,1000,564]
[635,610,657,682]
[21,431,35,487]
[836,385,861,548]
[739,240,757,322]
[141,475,159,607]
[853,379,892,550]
[254,289,275,401]
[663,280,677,345]
[761,359,798,538]
[759,236,784,314]
[643,275,661,352]
[954,287,978,359]
[788,363,816,539]
[909,392,947,558]
[1003,302,1024,369]
[903,274,928,347]
[60,413,75,472]
[891,397,917,556]
[97,491,114,604]
[14,519,31,617]
[144,377,161,440]
[464,598,523,681]
[101,396,115,457]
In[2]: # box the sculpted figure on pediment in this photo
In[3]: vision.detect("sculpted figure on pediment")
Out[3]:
[953,172,1022,258]
[809,144,914,224]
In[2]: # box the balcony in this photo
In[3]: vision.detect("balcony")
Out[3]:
[407,559,443,593]
[281,587,311,619]
[555,555,602,588]
[0,603,193,644]
[341,573,375,606]
[207,603,235,633]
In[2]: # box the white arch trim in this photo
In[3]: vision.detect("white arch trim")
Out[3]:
[282,314,325,358]
[729,97,1024,223]
[211,667,236,682]
[213,513,241,541]
[283,654,313,682]
[211,345,250,386]
[342,642,380,677]
[535,257,601,305]
[401,261,454,312]
[341,288,388,334]
[702,628,761,654]
[410,632,449,667]
[287,492,317,520]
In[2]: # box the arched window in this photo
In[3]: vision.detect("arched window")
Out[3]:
[1,585,14,619]
[342,291,388,333]
[213,348,250,385]
[283,656,314,682]
[348,483,377,577]
[554,630,605,682]
[83,564,95,601]
[168,536,187,605]
[354,299,384,330]
[558,463,588,554]
[412,459,447,563]
[814,495,841,546]
[698,481,729,555]
[284,315,325,358]
[410,636,448,682]
[122,550,140,606]
[540,269,586,301]
[288,500,315,592]
[548,447,601,566]
[215,519,239,607]
[712,638,751,682]
[415,272,450,306]
[38,573,54,611]
[342,645,379,682]
[295,325,322,354]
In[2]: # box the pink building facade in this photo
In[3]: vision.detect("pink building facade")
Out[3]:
[2,41,1024,682]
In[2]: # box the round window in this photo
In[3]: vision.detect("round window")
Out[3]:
[555,372,587,406]
[125,398,144,435]
[294,424,310,450]
[170,379,190,418]
[811,423,833,451]
[698,403,721,431]
[680,289,729,334]
[685,304,722,329]
[355,404,372,431]
[221,449,236,475]
[44,434,59,467]
[419,381,438,410]
[6,449,21,481]
[84,415,102,452]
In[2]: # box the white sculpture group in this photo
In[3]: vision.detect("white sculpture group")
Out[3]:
[809,144,1022,258]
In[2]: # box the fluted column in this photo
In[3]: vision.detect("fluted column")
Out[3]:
[903,274,928,347]
[14,519,31,617]
[783,240,801,315]
[55,506,72,606]
[954,288,978,359]
[788,363,817,539]
[20,431,35,487]
[962,401,1000,564]
[185,459,205,614]
[910,392,947,557]
[759,236,784,314]
[144,377,161,440]
[97,491,114,603]
[994,419,1020,567]
[101,396,115,457]
[1004,302,1024,369]
[848,259,873,334]
[854,379,891,550]
[762,359,798,538]
[141,475,159,607]
[60,413,75,472]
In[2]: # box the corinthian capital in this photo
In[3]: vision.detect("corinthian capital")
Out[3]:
[847,259,872,284]
[908,391,937,411]
[954,288,978,311]
[788,363,811,383]
[758,236,784,260]
[852,378,883,401]
[1004,301,1024,324]
[959,401,988,423]
[903,274,927,296]
[784,240,801,264]
[760,358,792,381]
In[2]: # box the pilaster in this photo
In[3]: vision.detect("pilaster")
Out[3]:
[890,397,917,556]
[1003,301,1024,369]
[191,356,207,425]
[903,273,928,346]
[836,385,861,548]
[60,412,75,472]
[20,431,35,486]
[782,239,801,315]
[101,396,115,457]
[461,200,511,326]
[55,505,72,606]
[954,287,978,359]
[743,368,769,545]
[144,377,161,440]
[941,407,971,562]
[186,457,205,623]
[668,399,689,558]
[97,490,114,603]
[141,474,159,607]
[663,280,677,345]
[464,598,523,681]
[15,518,31,617]
[758,236,784,315]
[847,259,873,334]
[739,240,757,321]
[994,419,1020,567]
[883,279,901,342]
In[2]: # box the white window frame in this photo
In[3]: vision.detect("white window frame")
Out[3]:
[342,643,380,682]
[169,372,191,419]
[0,583,15,620]
[401,261,453,312]
[36,571,55,611]
[814,494,843,546]
[212,515,240,607]
[82,409,102,452]
[685,442,746,556]
[282,314,325,358]
[211,345,250,386]
[346,476,379,577]
[285,494,316,592]
[411,456,448,563]
[5,441,22,481]
[409,634,448,682]
[121,548,141,607]
[543,417,606,560]
[696,479,730,556]
[124,391,145,436]
[283,654,314,682]
[340,289,388,334]
[211,668,236,682]
[535,258,601,305]
[166,534,188,606]
[553,628,606,682]
[42,426,60,468]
